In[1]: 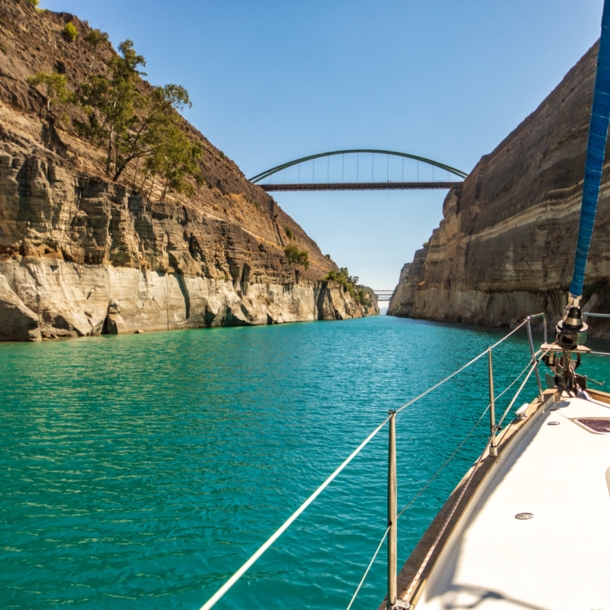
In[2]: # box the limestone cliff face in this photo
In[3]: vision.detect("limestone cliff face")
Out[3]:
[388,42,610,338]
[0,1,377,341]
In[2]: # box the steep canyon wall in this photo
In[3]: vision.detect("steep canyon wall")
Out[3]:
[0,1,377,341]
[388,43,610,338]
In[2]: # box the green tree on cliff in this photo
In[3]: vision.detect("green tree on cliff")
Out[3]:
[62,21,78,42]
[81,28,110,82]
[84,28,109,51]
[27,71,76,118]
[77,40,200,186]
[27,38,203,196]
[322,267,372,305]
[144,121,203,199]
[284,244,309,269]
[77,39,146,179]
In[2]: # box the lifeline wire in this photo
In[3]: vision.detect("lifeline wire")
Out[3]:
[198,414,392,610]
[400,356,545,603]
[348,333,539,609]
[198,317,541,610]
[345,526,391,610]
[401,437,494,604]
[395,319,530,415]
[496,360,540,431]
[397,404,490,520]
[397,351,535,520]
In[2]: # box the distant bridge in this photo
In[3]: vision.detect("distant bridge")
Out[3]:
[374,290,394,301]
[262,181,459,192]
[250,149,467,192]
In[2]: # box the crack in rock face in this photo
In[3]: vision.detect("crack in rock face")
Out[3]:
[388,42,610,339]
[0,2,378,340]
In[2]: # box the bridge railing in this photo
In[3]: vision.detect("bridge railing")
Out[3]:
[374,290,394,300]
[250,149,467,192]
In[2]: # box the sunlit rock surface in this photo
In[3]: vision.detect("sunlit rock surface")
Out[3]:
[0,1,377,340]
[389,42,610,338]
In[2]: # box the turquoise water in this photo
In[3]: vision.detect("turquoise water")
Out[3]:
[1,316,609,609]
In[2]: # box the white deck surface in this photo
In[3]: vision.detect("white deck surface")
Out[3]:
[415,394,610,610]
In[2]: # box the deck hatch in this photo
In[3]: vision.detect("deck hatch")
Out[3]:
[575,418,610,433]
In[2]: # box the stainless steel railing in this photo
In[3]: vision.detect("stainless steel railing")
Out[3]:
[197,311,610,610]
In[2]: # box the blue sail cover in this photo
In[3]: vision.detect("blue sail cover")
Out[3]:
[570,1,610,297]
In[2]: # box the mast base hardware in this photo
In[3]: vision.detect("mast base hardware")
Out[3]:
[554,303,588,351]
[390,601,411,609]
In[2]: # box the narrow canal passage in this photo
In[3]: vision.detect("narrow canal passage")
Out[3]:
[1,317,608,609]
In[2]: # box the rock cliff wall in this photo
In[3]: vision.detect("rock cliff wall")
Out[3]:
[0,1,377,341]
[388,42,610,338]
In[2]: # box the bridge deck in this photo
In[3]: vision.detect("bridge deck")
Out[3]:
[259,181,461,192]
[374,291,394,300]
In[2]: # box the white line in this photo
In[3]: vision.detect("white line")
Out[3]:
[395,319,531,415]
[198,414,392,610]
[346,526,390,610]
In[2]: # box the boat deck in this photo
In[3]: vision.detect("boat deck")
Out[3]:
[401,391,610,610]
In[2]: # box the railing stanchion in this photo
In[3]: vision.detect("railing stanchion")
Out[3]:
[388,410,397,608]
[488,350,498,457]
[527,318,543,397]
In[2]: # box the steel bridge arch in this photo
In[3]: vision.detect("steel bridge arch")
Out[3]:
[249,149,468,183]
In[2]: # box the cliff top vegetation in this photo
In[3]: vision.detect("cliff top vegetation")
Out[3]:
[323,268,375,306]
[27,28,203,199]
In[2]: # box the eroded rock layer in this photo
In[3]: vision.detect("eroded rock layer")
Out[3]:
[0,1,377,341]
[388,43,610,338]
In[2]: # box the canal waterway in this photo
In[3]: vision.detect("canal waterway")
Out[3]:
[1,315,609,609]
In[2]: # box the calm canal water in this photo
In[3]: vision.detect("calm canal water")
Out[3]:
[1,315,609,609]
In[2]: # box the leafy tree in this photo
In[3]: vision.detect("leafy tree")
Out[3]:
[285,226,295,240]
[27,71,76,118]
[62,22,77,42]
[77,40,146,178]
[82,28,109,81]
[322,267,372,305]
[84,28,109,50]
[144,121,203,198]
[77,41,200,184]
[284,244,309,269]
[116,83,195,184]
[27,37,204,199]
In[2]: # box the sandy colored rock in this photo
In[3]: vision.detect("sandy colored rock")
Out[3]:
[389,42,610,338]
[0,0,377,341]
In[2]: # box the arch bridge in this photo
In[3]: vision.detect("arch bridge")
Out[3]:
[249,149,467,192]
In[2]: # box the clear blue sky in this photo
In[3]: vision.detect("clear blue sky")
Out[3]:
[43,0,604,291]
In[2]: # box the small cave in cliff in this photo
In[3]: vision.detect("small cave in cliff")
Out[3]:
[101,314,116,335]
